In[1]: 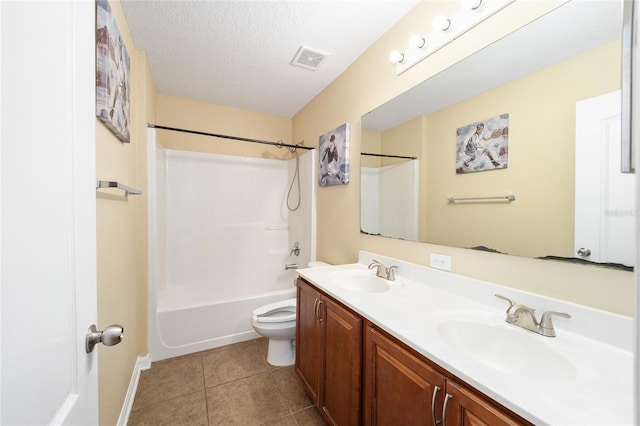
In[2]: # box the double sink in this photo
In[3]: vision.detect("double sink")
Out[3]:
[329,268,575,383]
[298,258,634,425]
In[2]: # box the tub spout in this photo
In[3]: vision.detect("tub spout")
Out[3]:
[285,263,298,270]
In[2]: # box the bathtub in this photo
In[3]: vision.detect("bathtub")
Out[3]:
[150,285,296,361]
[147,128,316,362]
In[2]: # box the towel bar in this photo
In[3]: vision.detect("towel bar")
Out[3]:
[96,180,142,197]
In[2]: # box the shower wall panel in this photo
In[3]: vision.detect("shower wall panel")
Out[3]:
[164,150,291,302]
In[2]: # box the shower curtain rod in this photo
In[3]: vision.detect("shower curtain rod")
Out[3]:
[148,124,312,151]
[361,152,417,160]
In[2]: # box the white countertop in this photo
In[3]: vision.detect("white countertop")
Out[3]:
[297,251,634,426]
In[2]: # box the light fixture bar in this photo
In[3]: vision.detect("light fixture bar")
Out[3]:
[394,0,514,75]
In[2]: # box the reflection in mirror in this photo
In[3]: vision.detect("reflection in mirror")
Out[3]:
[361,152,418,240]
[361,0,634,268]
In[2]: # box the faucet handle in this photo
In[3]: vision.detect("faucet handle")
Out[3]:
[494,294,516,311]
[387,265,398,281]
[539,311,571,337]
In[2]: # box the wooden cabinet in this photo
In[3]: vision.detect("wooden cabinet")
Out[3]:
[363,323,531,426]
[444,379,530,426]
[296,276,531,426]
[296,278,323,403]
[295,278,362,425]
[363,323,446,425]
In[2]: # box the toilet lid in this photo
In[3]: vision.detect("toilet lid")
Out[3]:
[253,298,296,323]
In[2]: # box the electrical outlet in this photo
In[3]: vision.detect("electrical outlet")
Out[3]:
[430,253,451,271]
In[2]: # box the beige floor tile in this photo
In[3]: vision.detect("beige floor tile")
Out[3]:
[271,366,313,412]
[132,353,204,410]
[128,390,208,426]
[261,414,297,426]
[255,337,269,359]
[202,339,270,387]
[206,372,290,425]
[293,406,328,426]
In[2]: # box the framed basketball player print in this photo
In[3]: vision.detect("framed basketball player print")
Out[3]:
[319,122,350,187]
[96,0,131,143]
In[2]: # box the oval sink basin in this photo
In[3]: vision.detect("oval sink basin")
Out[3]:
[329,269,390,293]
[437,318,576,382]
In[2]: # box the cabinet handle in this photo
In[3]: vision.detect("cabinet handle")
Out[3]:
[441,394,452,426]
[431,386,441,425]
[313,299,319,320]
[317,300,324,322]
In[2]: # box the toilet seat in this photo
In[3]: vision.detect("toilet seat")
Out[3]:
[252,298,296,323]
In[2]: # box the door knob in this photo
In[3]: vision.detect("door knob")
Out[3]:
[577,247,591,257]
[86,324,124,353]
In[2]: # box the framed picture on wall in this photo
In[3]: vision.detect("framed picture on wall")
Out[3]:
[319,122,350,187]
[96,0,131,143]
[456,113,509,174]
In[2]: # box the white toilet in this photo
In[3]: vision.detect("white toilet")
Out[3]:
[252,298,297,366]
[252,261,331,366]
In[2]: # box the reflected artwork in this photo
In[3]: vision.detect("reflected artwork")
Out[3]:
[456,113,509,174]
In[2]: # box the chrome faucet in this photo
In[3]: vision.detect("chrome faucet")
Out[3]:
[495,294,571,337]
[368,260,397,281]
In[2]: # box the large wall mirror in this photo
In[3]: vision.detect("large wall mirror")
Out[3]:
[361,0,635,269]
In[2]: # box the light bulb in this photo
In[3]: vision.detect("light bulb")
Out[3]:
[461,0,484,10]
[433,15,451,31]
[408,35,426,49]
[388,50,405,64]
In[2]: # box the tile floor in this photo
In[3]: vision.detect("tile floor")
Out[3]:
[129,338,327,425]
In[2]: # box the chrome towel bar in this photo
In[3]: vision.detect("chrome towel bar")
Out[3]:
[447,194,515,203]
[96,180,142,197]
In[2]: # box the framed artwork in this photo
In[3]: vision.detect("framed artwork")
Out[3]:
[456,113,509,174]
[96,0,131,143]
[319,122,350,187]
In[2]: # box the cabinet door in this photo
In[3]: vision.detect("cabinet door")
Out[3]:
[364,324,446,426]
[321,297,363,426]
[444,379,530,426]
[295,278,323,403]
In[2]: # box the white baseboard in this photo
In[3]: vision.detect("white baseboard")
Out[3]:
[117,354,151,426]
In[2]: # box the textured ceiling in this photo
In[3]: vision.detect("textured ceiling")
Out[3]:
[121,0,420,118]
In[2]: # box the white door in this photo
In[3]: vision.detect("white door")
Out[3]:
[1,1,98,425]
[575,90,636,267]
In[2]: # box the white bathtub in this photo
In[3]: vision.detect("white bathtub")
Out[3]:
[147,129,316,361]
[150,286,296,361]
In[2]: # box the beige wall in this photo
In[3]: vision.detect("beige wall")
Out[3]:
[155,95,294,160]
[293,1,634,316]
[95,1,153,424]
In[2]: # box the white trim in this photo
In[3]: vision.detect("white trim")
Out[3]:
[117,354,151,426]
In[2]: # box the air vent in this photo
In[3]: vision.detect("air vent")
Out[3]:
[290,46,329,71]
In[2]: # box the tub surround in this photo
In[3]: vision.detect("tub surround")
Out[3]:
[147,132,316,361]
[296,251,634,425]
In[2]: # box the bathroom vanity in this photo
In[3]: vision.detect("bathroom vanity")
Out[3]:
[295,252,634,425]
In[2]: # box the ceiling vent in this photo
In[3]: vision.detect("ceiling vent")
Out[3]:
[290,46,329,71]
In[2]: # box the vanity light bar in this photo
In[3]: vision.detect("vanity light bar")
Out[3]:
[392,0,514,75]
